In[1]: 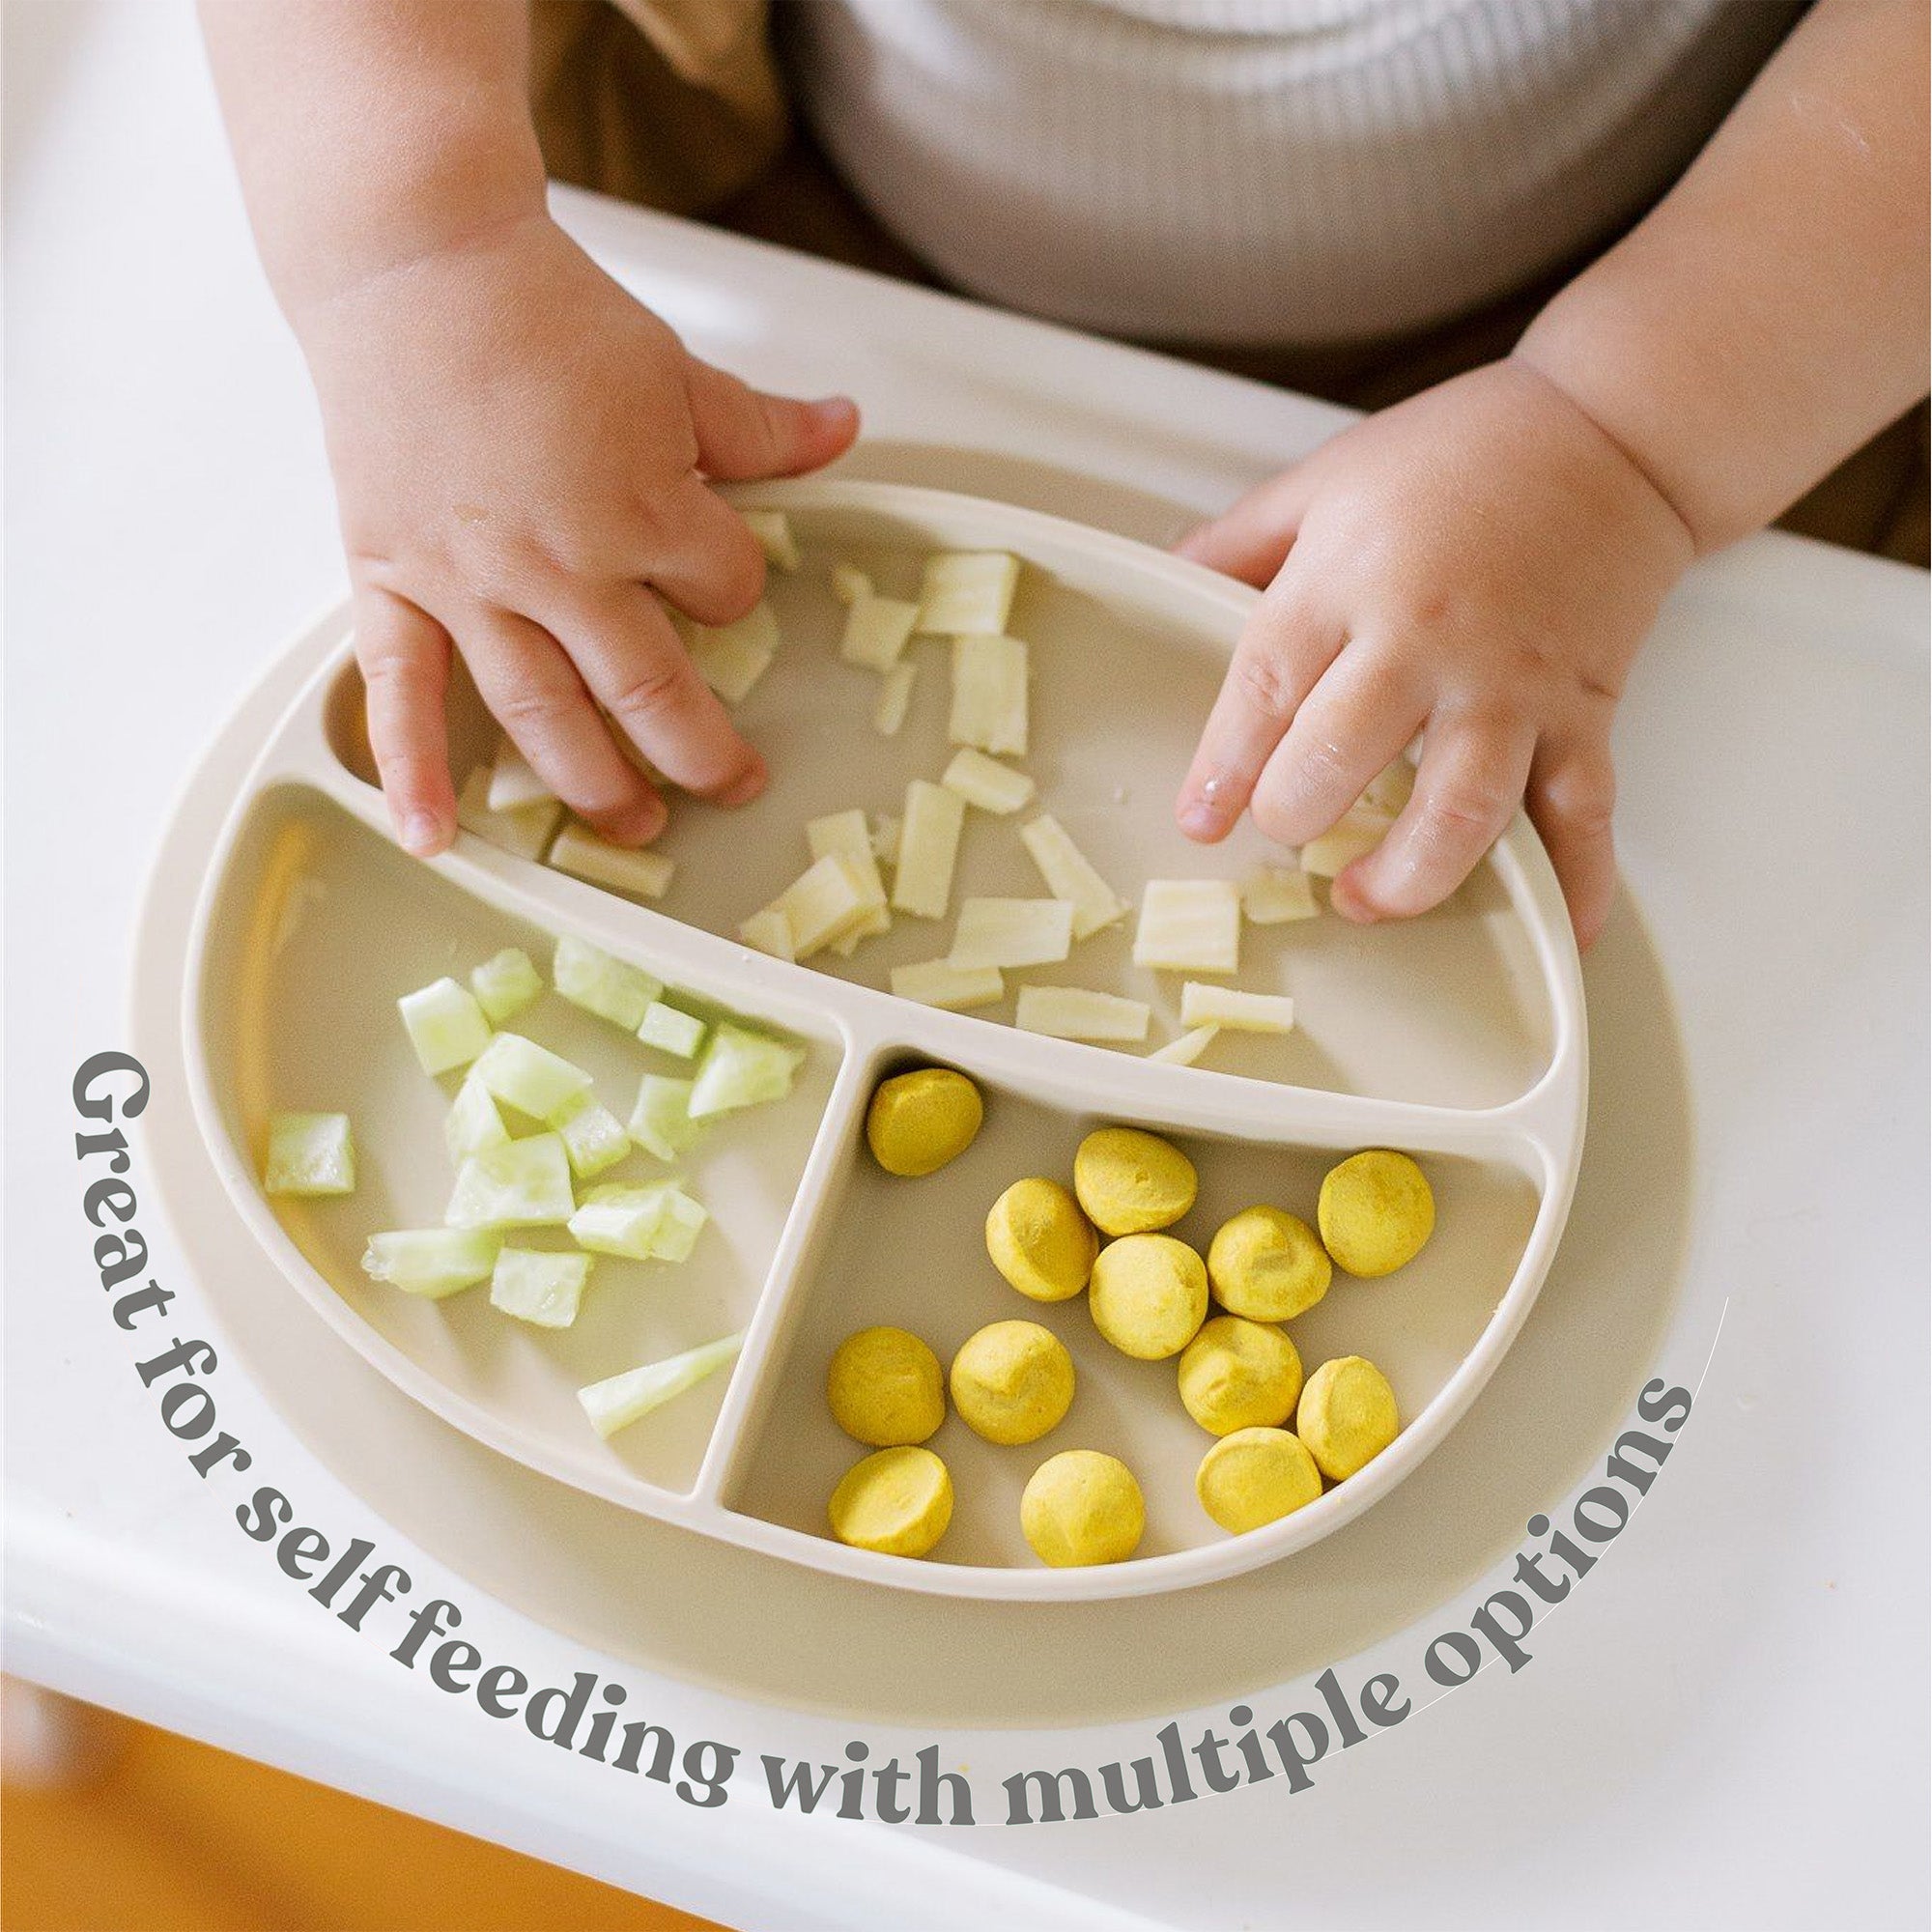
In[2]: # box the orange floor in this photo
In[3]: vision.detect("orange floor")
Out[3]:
[1,1689,725,1932]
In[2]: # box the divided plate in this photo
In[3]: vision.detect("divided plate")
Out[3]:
[185,479,1585,1603]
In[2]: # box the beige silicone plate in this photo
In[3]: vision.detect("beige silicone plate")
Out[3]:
[184,479,1585,1603]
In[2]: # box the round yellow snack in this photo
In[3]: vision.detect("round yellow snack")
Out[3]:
[1318,1150,1435,1277]
[1196,1428,1324,1534]
[827,1326,946,1446]
[1208,1206,1333,1321]
[950,1321,1075,1445]
[829,1445,953,1556]
[866,1067,984,1178]
[985,1178,1097,1302]
[1020,1450,1146,1567]
[1088,1234,1209,1359]
[1073,1126,1197,1236]
[1296,1355,1400,1480]
[1177,1316,1304,1435]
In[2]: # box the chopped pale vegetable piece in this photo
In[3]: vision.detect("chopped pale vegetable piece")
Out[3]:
[627,1073,706,1162]
[1018,814,1128,939]
[456,766,561,863]
[946,896,1074,972]
[872,661,917,737]
[763,851,884,959]
[1180,982,1296,1033]
[677,601,780,702]
[1149,1025,1221,1067]
[891,780,966,919]
[807,810,891,950]
[1359,759,1416,818]
[831,562,872,606]
[1014,986,1152,1042]
[942,748,1037,814]
[638,1001,707,1058]
[444,1074,509,1166]
[948,634,1029,756]
[469,1032,594,1123]
[1300,807,1389,878]
[486,736,554,813]
[1241,867,1320,925]
[552,932,662,1031]
[361,1228,500,1298]
[741,507,800,572]
[547,823,676,901]
[917,551,1020,636]
[469,947,543,1023]
[554,1093,634,1179]
[578,1331,744,1439]
[490,1248,593,1328]
[1133,879,1241,974]
[839,593,919,671]
[569,1179,677,1258]
[647,1188,710,1263]
[397,977,493,1076]
[869,814,902,867]
[264,1111,355,1196]
[444,1133,576,1229]
[890,960,1007,1010]
[689,1022,808,1118]
[737,906,796,961]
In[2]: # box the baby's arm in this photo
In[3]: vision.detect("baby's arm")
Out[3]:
[201,1,857,854]
[1178,0,1928,945]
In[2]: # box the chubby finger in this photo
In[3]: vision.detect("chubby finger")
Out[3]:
[459,606,666,843]
[1248,645,1428,852]
[639,474,769,628]
[1524,737,1619,950]
[354,584,456,857]
[683,356,860,482]
[1172,460,1320,587]
[1331,715,1535,923]
[1176,583,1346,842]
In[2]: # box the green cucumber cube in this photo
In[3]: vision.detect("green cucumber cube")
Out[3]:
[567,1179,682,1259]
[688,1023,807,1119]
[263,1112,356,1196]
[444,1133,576,1228]
[554,1093,632,1179]
[578,1332,744,1439]
[444,1075,509,1165]
[489,1247,593,1327]
[397,977,493,1075]
[637,1001,707,1059]
[553,933,663,1032]
[362,1228,500,1298]
[647,1187,709,1264]
[469,947,543,1024]
[627,1074,706,1162]
[469,1032,593,1123]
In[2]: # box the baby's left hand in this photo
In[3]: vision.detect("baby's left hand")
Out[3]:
[1174,357,1697,948]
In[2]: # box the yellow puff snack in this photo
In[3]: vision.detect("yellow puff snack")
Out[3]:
[985,1177,1098,1302]
[1318,1150,1435,1277]
[1088,1233,1209,1360]
[1207,1206,1332,1321]
[829,1446,954,1556]
[1296,1355,1400,1480]
[1072,1126,1198,1236]
[1196,1428,1324,1534]
[950,1321,1076,1445]
[1020,1450,1146,1567]
[866,1067,984,1178]
[826,1326,946,1446]
[1177,1315,1303,1435]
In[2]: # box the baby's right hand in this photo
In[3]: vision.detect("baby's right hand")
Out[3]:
[295,212,859,855]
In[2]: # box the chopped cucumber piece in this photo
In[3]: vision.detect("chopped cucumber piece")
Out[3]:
[677,602,779,702]
[456,765,562,862]
[648,1187,709,1263]
[840,593,919,671]
[1014,985,1151,1042]
[638,1001,707,1058]
[688,1022,806,1119]
[579,1332,744,1439]
[469,1032,594,1123]
[1148,1025,1220,1067]
[263,1112,355,1196]
[1132,879,1241,974]
[741,508,800,572]
[807,810,891,948]
[553,932,662,1032]
[917,551,1020,636]
[490,1247,593,1327]
[568,1179,683,1258]
[361,1228,500,1298]
[1179,982,1296,1034]
[891,960,1006,1011]
[1018,814,1128,939]
[949,634,1029,756]
[1241,867,1320,925]
[1299,807,1389,878]
[890,780,966,920]
[548,823,676,901]
[872,662,917,737]
[946,896,1074,972]
[831,562,872,606]
[942,748,1036,814]
[444,1075,510,1166]
[397,977,493,1076]
[627,1073,706,1162]
[736,907,795,961]
[486,735,555,813]
[469,947,543,1023]
[554,1093,634,1179]
[445,1133,576,1229]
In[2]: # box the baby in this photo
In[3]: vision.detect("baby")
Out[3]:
[200,0,1928,947]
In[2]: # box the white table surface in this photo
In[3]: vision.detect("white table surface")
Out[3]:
[7,5,1928,1929]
